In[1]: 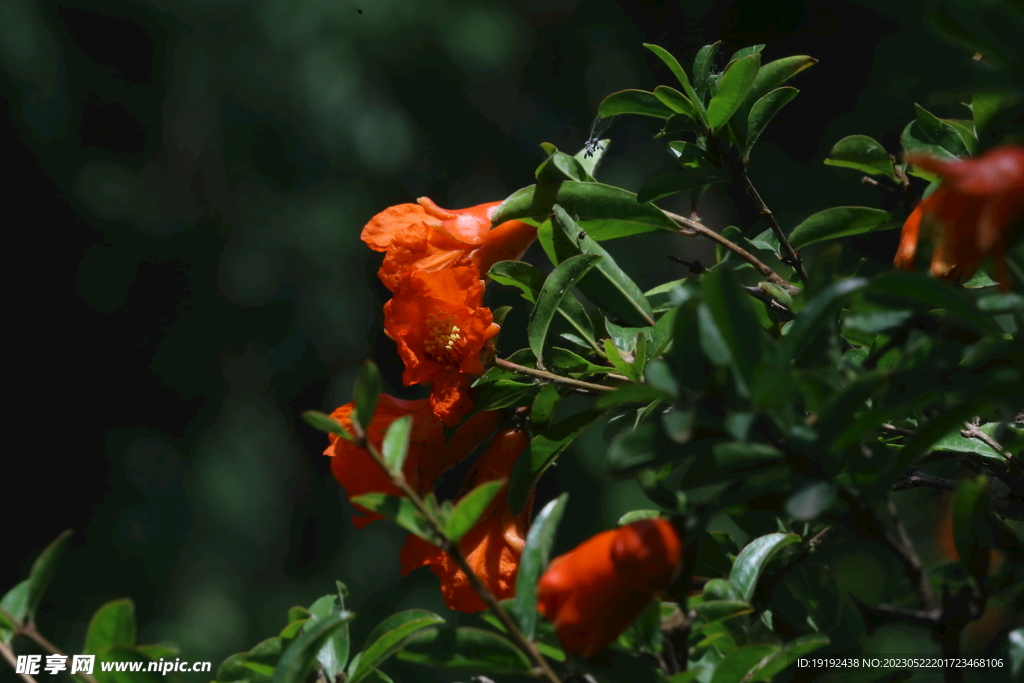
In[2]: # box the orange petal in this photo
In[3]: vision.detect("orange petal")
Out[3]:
[361,203,440,252]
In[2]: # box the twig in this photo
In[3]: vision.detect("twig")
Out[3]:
[880,423,915,437]
[960,421,1012,461]
[494,358,616,393]
[891,469,958,492]
[0,641,38,683]
[0,606,99,683]
[737,171,810,284]
[662,210,797,292]
[356,436,562,683]
[886,500,935,610]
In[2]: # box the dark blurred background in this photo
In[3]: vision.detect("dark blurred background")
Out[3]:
[4,0,1012,680]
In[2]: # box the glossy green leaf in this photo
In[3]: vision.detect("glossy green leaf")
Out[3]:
[397,627,531,674]
[618,509,661,525]
[350,494,435,542]
[302,410,355,442]
[728,532,800,602]
[598,89,675,119]
[551,206,655,327]
[643,43,707,120]
[699,267,767,396]
[348,610,445,683]
[446,480,505,542]
[692,41,722,101]
[931,422,1017,463]
[381,415,412,474]
[902,120,958,179]
[824,134,897,179]
[10,530,72,626]
[508,410,604,514]
[692,600,753,624]
[706,54,760,131]
[536,151,591,183]
[575,137,610,177]
[744,87,798,155]
[548,347,616,376]
[85,599,137,654]
[275,611,354,683]
[514,493,569,639]
[914,103,969,158]
[747,634,830,681]
[788,206,895,249]
[305,594,349,680]
[710,644,779,683]
[743,55,816,118]
[352,361,380,433]
[492,181,679,240]
[489,260,598,352]
[653,85,696,117]
[528,253,602,365]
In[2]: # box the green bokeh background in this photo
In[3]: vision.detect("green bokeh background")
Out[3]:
[5,0,1015,681]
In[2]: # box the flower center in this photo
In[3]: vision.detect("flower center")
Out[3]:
[424,312,463,367]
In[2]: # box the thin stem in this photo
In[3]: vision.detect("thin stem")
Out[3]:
[960,421,1011,462]
[0,606,99,683]
[1,640,38,683]
[737,171,810,284]
[494,358,616,393]
[663,210,797,292]
[358,439,562,683]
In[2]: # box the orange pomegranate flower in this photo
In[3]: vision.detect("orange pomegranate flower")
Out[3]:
[324,398,501,528]
[384,263,500,426]
[400,426,534,613]
[362,197,537,291]
[894,145,1024,289]
[536,518,682,658]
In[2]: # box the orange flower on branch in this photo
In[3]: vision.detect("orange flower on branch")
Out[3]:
[362,197,537,291]
[536,518,682,658]
[400,426,534,613]
[894,145,1024,289]
[384,264,500,426]
[324,397,501,528]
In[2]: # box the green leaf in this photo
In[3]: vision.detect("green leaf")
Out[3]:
[643,44,707,121]
[784,481,836,521]
[548,347,615,376]
[302,410,355,442]
[85,599,137,654]
[305,595,349,681]
[692,42,723,101]
[824,135,897,179]
[575,137,610,177]
[537,151,592,183]
[508,410,604,514]
[637,170,725,204]
[381,415,412,475]
[618,509,661,525]
[352,361,381,433]
[653,86,697,118]
[706,54,760,131]
[348,610,445,683]
[699,267,767,397]
[446,480,505,542]
[866,270,999,335]
[902,121,958,179]
[396,627,532,674]
[530,385,561,433]
[972,90,1022,133]
[728,533,800,602]
[788,206,895,249]
[746,634,830,681]
[551,206,655,327]
[275,612,354,683]
[742,55,816,119]
[350,494,435,542]
[489,260,598,352]
[4,530,72,628]
[931,422,1016,463]
[953,475,991,580]
[598,89,676,119]
[529,253,603,365]
[778,278,868,363]
[492,181,679,240]
[514,493,569,639]
[730,44,764,61]
[710,645,779,683]
[692,600,753,624]
[914,103,969,158]
[744,87,798,155]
